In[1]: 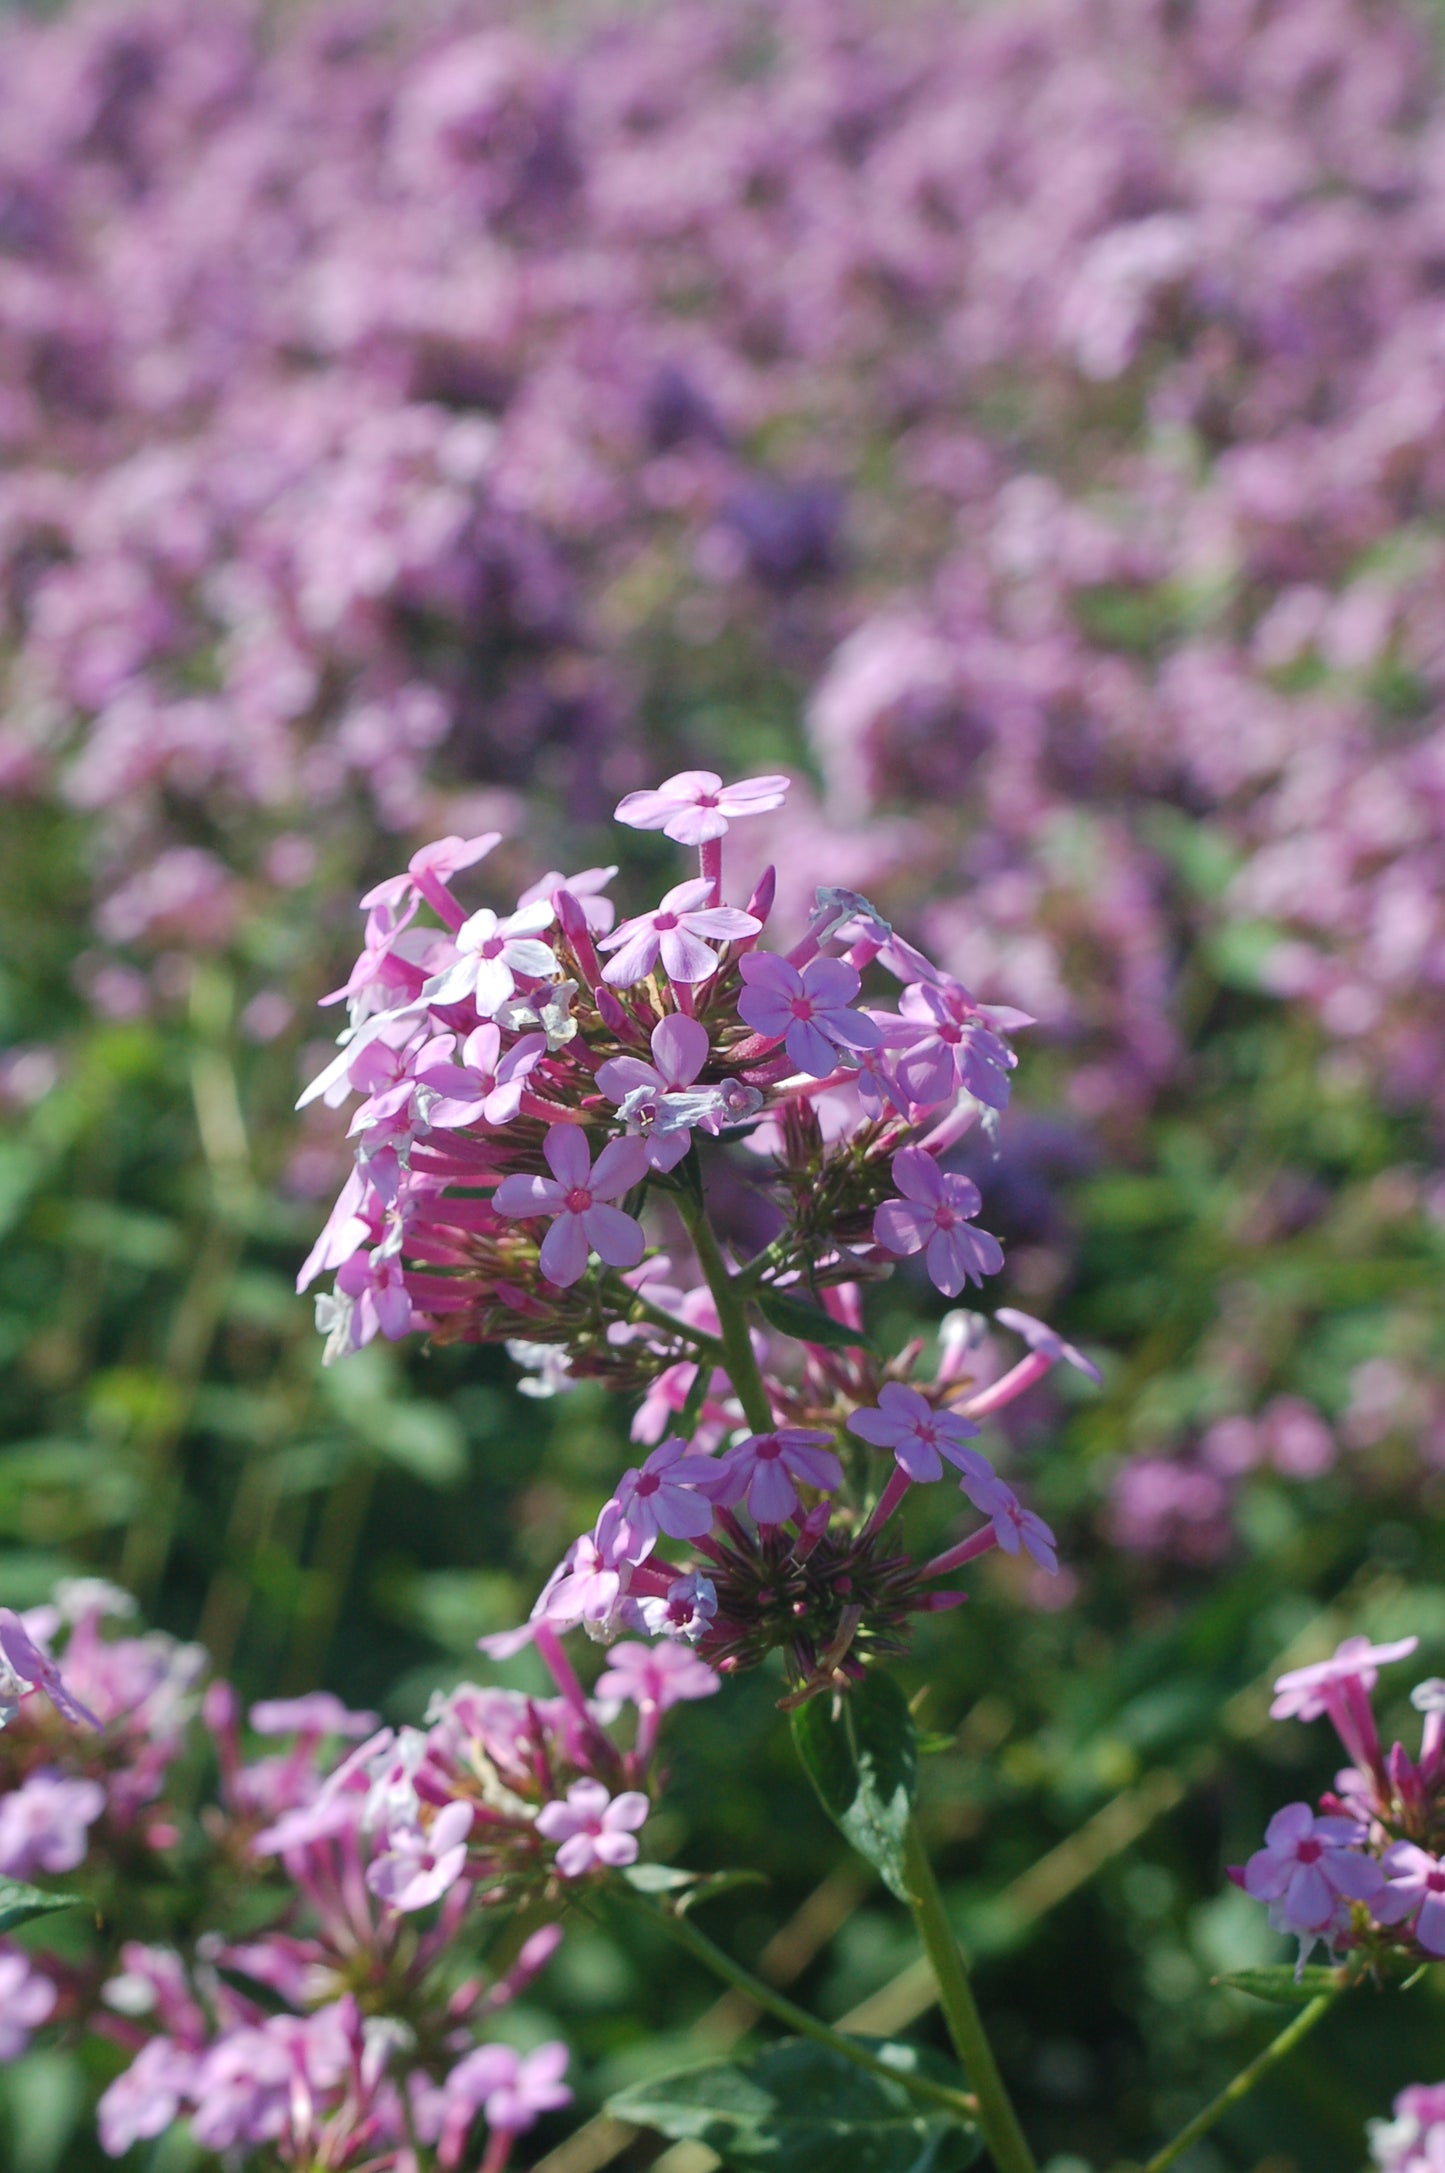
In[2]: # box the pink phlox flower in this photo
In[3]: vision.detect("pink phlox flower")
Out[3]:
[187,2005,353,2154]
[0,1609,101,1728]
[344,1023,431,1138]
[416,1023,547,1129]
[994,1306,1104,1383]
[614,1435,725,1556]
[600,877,761,986]
[614,768,790,845]
[1244,1803,1383,1940]
[367,1798,474,1912]
[737,951,883,1078]
[424,899,557,1014]
[518,862,619,935]
[850,1030,914,1117]
[0,1948,56,2064]
[481,1503,637,1656]
[360,833,501,911]
[296,1166,385,1295]
[249,1693,379,1740]
[596,1640,720,1711]
[494,1125,649,1287]
[598,1013,712,1171]
[873,1146,1005,1296]
[249,1725,395,1855]
[422,2041,571,2164]
[893,980,1021,1111]
[962,1473,1059,1573]
[715,1428,843,1526]
[320,897,420,1009]
[536,1778,650,1876]
[0,1769,106,1879]
[299,998,431,1114]
[848,1382,988,1483]
[1271,1635,1420,1721]
[1378,1843,1445,1956]
[97,2032,199,2155]
[638,1571,719,1644]
[362,1727,428,1835]
[1370,2085,1445,2173]
[331,1248,417,1348]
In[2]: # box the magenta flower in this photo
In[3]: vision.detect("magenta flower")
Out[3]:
[359,833,501,917]
[431,2042,572,2152]
[994,1307,1104,1383]
[367,1799,474,1913]
[424,900,557,1015]
[416,1023,547,1129]
[715,1428,843,1525]
[98,2035,199,2156]
[737,952,883,1077]
[0,1609,100,1728]
[598,1014,711,1173]
[494,1126,650,1286]
[1271,1636,1419,1721]
[637,1571,719,1643]
[0,1770,106,1879]
[249,1693,378,1739]
[963,1474,1059,1572]
[600,878,760,986]
[847,1383,988,1483]
[331,1248,416,1348]
[0,1950,55,2065]
[893,980,1022,1111]
[1379,1844,1445,1956]
[595,1641,720,1713]
[1244,1803,1383,1936]
[614,1436,725,1555]
[614,769,790,845]
[873,1147,1004,1296]
[536,1779,650,1877]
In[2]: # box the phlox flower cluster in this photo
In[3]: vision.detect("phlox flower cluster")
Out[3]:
[1234,1634,1445,1978]
[1371,2084,1445,2171]
[0,1583,728,2169]
[302,771,1097,1702]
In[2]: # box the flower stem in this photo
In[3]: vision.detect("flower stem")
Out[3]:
[1135,1991,1340,2173]
[675,1183,775,1433]
[902,1817,1037,2173]
[622,1892,979,2125]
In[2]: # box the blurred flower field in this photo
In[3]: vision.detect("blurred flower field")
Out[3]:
[4,0,1445,2165]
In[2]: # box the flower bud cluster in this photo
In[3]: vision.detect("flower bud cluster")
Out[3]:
[303,773,1100,1701]
[1235,1635,1445,1976]
[0,1586,719,2170]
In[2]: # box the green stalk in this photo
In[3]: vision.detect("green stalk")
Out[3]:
[903,1819,1037,2173]
[623,1894,978,2125]
[674,1183,775,1433]
[1135,1991,1339,2173]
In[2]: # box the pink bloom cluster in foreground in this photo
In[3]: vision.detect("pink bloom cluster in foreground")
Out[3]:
[1234,1634,1445,1979]
[1371,2083,1445,2172]
[301,773,1096,1701]
[0,1584,732,2171]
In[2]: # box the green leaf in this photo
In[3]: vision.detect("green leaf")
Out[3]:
[791,1672,917,1901]
[758,1288,873,1353]
[1216,1965,1346,2006]
[620,1863,766,1912]
[608,2037,980,2173]
[0,1879,82,1935]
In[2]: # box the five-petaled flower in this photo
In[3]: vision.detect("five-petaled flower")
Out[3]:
[600,878,760,985]
[963,1474,1060,1573]
[595,1641,720,1713]
[715,1428,843,1525]
[536,1780,650,1877]
[1271,1635,1420,1721]
[1243,1803,1383,1936]
[737,952,883,1077]
[873,1146,1004,1296]
[1378,1843,1445,1956]
[613,1436,725,1555]
[424,901,557,1015]
[495,1127,649,1287]
[848,1383,988,1483]
[614,769,790,845]
[416,1023,547,1130]
[366,1799,474,1912]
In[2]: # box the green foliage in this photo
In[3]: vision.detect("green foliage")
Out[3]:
[0,1881,81,1936]
[791,1673,918,1903]
[608,2038,981,2173]
[757,1288,876,1352]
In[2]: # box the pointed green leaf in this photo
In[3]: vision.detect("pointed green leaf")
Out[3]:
[608,2037,980,2173]
[791,1671,917,1900]
[758,1289,874,1353]
[1216,1965,1346,2006]
[0,1878,82,1935]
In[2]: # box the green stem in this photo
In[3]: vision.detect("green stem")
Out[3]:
[675,1183,774,1433]
[1136,1991,1339,2173]
[625,1894,979,2125]
[903,1819,1037,2173]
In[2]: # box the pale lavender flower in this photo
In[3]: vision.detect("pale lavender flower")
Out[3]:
[597,1013,715,1172]
[331,1248,416,1350]
[1369,2084,1445,2172]
[536,1779,650,1876]
[0,1949,55,2063]
[637,1571,719,1643]
[1243,1803,1384,1936]
[424,900,557,1014]
[1271,1636,1420,1721]
[615,770,790,845]
[737,952,883,1077]
[595,1641,720,1713]
[494,1126,650,1286]
[98,2036,201,2157]
[416,1022,547,1128]
[848,1382,988,1483]
[994,1307,1104,1383]
[0,1770,106,1878]
[423,2041,572,2159]
[599,878,760,986]
[963,1474,1059,1572]
[0,1609,101,1728]
[1378,1844,1445,1956]
[873,1147,1004,1295]
[715,1428,842,1526]
[893,980,1024,1111]
[249,1693,379,1739]
[367,1799,474,1912]
[613,1436,725,1555]
[359,833,501,921]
